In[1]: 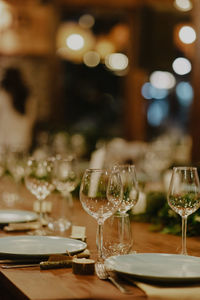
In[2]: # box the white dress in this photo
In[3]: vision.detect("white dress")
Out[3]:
[0,89,37,152]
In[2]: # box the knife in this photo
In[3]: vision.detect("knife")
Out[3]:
[1,260,73,269]
[2,263,40,269]
[0,259,46,264]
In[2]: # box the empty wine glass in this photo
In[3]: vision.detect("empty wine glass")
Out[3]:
[5,149,27,206]
[25,157,54,235]
[112,164,139,253]
[79,168,122,262]
[113,164,139,214]
[48,156,78,233]
[167,166,200,255]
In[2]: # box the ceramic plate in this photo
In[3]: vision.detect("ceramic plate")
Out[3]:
[105,253,200,283]
[0,210,38,224]
[0,235,87,257]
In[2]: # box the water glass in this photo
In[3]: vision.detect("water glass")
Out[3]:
[103,212,133,258]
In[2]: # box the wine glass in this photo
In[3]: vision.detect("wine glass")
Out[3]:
[167,166,200,255]
[25,157,54,235]
[113,164,139,215]
[48,155,78,233]
[112,164,139,252]
[6,149,27,205]
[79,168,122,262]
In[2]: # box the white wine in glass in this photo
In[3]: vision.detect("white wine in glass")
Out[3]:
[167,166,200,255]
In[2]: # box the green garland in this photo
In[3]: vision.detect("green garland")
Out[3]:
[130,191,200,236]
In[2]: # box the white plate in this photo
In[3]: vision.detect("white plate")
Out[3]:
[0,236,87,257]
[105,253,200,283]
[0,210,38,224]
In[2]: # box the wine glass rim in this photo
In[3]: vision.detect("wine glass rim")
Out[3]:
[85,168,110,172]
[173,166,197,171]
[113,164,136,168]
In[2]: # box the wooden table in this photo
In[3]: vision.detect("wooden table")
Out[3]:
[0,178,200,299]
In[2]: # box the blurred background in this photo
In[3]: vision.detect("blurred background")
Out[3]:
[0,0,199,165]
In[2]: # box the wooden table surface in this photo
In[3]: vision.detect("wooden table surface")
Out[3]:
[0,177,200,300]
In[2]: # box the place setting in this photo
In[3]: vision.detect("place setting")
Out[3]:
[0,155,92,272]
[78,163,200,298]
[0,153,200,298]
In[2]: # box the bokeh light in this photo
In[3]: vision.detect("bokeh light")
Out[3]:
[174,0,193,11]
[141,82,168,100]
[109,23,130,50]
[179,26,196,44]
[172,57,192,75]
[141,82,152,100]
[95,38,115,59]
[150,71,176,90]
[66,34,84,50]
[79,14,95,29]
[147,101,169,126]
[105,53,128,71]
[0,2,12,29]
[83,51,100,67]
[176,82,193,106]
[56,22,95,62]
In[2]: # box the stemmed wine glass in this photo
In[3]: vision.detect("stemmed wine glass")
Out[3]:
[49,155,78,233]
[167,166,200,255]
[25,157,54,235]
[5,149,27,206]
[110,164,139,254]
[79,168,122,262]
[113,164,139,215]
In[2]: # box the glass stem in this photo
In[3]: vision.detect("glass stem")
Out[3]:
[96,221,104,262]
[181,216,188,255]
[38,200,44,227]
[119,213,125,244]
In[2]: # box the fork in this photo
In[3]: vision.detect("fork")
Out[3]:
[95,262,132,294]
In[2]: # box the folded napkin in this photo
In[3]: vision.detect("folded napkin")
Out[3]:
[135,281,200,300]
[70,225,86,242]
[4,221,41,232]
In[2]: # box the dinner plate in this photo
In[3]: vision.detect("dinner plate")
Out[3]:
[0,209,38,224]
[0,236,87,257]
[105,253,200,283]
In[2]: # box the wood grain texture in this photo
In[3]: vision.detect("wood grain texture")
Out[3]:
[0,179,200,299]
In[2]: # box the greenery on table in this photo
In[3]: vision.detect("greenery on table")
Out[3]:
[130,191,200,236]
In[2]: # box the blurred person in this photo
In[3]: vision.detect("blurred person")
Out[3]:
[0,67,37,152]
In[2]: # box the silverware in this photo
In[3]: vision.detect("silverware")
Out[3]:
[1,260,73,269]
[0,259,44,264]
[95,262,132,294]
[2,263,39,269]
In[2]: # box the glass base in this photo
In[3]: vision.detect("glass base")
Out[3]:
[27,228,49,236]
[48,218,71,234]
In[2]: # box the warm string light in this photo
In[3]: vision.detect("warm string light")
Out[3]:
[172,57,191,75]
[83,51,100,67]
[178,26,196,44]
[174,0,193,11]
[66,34,85,51]
[56,16,129,74]
[150,71,176,90]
